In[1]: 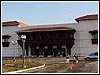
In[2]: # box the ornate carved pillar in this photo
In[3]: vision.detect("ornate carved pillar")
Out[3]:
[31,46,34,56]
[66,44,73,55]
[35,45,39,57]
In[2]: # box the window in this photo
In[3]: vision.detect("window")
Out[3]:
[89,30,98,44]
[2,35,11,47]
[92,33,98,39]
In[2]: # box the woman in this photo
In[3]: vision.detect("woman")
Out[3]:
[65,54,70,63]
[73,53,78,64]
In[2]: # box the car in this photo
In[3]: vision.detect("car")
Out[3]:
[84,52,98,61]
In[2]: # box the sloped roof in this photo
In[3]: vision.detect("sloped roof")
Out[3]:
[17,26,75,33]
[2,21,29,27]
[89,30,98,33]
[2,21,19,26]
[18,22,29,27]
[75,14,98,22]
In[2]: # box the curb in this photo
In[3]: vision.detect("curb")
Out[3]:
[3,64,45,74]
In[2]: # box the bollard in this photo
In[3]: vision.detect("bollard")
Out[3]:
[70,63,74,70]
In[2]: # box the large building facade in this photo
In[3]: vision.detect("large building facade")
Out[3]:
[2,14,98,57]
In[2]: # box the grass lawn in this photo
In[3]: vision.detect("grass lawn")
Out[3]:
[2,58,43,73]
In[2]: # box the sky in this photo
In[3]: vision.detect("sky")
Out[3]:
[2,1,99,26]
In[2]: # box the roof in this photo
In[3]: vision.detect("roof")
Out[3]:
[17,26,75,33]
[2,21,19,26]
[89,30,98,33]
[2,21,29,27]
[2,35,11,38]
[75,14,98,22]
[18,22,29,27]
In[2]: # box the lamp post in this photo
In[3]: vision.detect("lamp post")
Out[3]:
[12,41,17,62]
[21,34,26,68]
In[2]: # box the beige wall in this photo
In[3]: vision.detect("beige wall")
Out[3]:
[2,26,22,57]
[2,19,98,57]
[74,20,98,55]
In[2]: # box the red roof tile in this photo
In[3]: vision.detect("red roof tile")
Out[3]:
[2,21,19,26]
[75,14,98,22]
[17,26,74,33]
[2,21,29,27]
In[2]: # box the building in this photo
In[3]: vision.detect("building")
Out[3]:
[2,21,29,57]
[2,14,98,57]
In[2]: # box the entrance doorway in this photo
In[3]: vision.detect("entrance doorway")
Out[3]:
[53,49,58,57]
[44,49,48,57]
[61,48,66,57]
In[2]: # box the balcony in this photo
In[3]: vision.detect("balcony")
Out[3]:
[17,38,75,46]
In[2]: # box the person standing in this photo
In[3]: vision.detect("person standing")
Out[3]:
[73,53,79,64]
[75,54,79,64]
[65,54,70,63]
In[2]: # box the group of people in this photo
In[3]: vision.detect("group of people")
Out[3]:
[65,52,79,64]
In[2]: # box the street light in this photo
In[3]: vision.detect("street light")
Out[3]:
[12,41,17,62]
[21,34,26,68]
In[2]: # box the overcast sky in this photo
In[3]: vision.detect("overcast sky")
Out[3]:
[2,1,98,26]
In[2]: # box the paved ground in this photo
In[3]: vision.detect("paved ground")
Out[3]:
[19,57,98,73]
